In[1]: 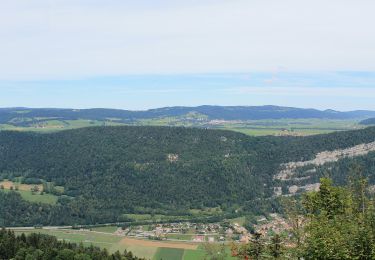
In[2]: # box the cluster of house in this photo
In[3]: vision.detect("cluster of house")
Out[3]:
[224,222,251,243]
[111,214,292,244]
[255,214,291,237]
[118,221,243,243]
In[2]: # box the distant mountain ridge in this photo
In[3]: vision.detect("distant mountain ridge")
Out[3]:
[1,106,375,126]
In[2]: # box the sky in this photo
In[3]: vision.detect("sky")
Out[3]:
[0,0,375,110]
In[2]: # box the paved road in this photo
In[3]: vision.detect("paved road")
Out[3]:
[7,225,73,230]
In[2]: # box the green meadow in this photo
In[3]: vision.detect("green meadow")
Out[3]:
[0,180,58,205]
[13,228,237,260]
[0,117,364,136]
[153,248,184,260]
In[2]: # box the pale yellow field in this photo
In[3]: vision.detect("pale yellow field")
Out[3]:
[13,228,200,259]
[119,237,198,250]
[0,180,43,191]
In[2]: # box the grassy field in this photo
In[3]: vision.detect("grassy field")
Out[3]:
[0,180,58,204]
[0,118,365,136]
[183,249,206,260]
[124,213,192,222]
[1,189,58,204]
[14,229,122,250]
[228,216,247,226]
[0,180,43,192]
[123,210,222,224]
[153,248,185,260]
[221,118,363,136]
[165,234,194,241]
[12,228,236,260]
[90,226,119,233]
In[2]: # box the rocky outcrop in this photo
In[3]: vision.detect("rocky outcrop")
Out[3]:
[274,141,375,196]
[275,141,375,181]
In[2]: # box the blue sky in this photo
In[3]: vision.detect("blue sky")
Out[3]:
[2,72,375,110]
[0,1,374,110]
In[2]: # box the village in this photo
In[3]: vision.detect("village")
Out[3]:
[109,214,291,244]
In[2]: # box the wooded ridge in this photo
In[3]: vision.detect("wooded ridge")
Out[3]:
[1,125,375,226]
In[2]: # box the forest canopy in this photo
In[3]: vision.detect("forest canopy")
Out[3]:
[1,126,375,226]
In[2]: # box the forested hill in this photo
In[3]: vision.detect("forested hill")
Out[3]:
[1,126,375,226]
[1,106,375,126]
[360,117,375,125]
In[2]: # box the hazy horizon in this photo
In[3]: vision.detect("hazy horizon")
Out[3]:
[1,1,374,110]
[1,103,375,113]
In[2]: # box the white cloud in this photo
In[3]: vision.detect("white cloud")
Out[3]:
[0,0,374,80]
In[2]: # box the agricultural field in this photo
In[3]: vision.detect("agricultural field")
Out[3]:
[0,116,365,136]
[124,208,223,224]
[153,248,185,260]
[228,217,247,226]
[0,120,107,133]
[11,228,236,260]
[90,226,119,233]
[136,118,364,136]
[123,213,211,223]
[219,118,363,136]
[0,180,58,204]
[165,234,194,241]
[183,249,206,260]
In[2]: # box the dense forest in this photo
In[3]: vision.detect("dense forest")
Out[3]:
[1,126,375,226]
[0,229,142,260]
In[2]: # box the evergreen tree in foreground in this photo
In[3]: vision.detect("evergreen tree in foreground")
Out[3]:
[233,165,375,259]
[0,229,144,260]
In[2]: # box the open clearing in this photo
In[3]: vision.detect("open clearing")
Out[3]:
[90,226,119,233]
[119,237,198,250]
[12,229,189,259]
[0,180,58,204]
[153,248,184,260]
[1,118,363,136]
[12,228,237,259]
[0,180,43,192]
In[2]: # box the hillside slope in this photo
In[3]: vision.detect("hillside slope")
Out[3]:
[1,126,375,226]
[1,106,375,127]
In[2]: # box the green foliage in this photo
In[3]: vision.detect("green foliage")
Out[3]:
[1,125,375,226]
[0,229,143,260]
[202,243,228,260]
[232,233,267,260]
[269,234,283,259]
[303,178,348,219]
[302,176,375,259]
[232,172,375,259]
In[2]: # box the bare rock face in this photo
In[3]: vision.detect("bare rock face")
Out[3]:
[288,185,299,194]
[273,141,375,196]
[275,141,375,181]
[167,153,179,162]
[300,183,320,192]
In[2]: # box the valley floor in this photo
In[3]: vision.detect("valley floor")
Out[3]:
[0,118,364,136]
[11,227,236,260]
